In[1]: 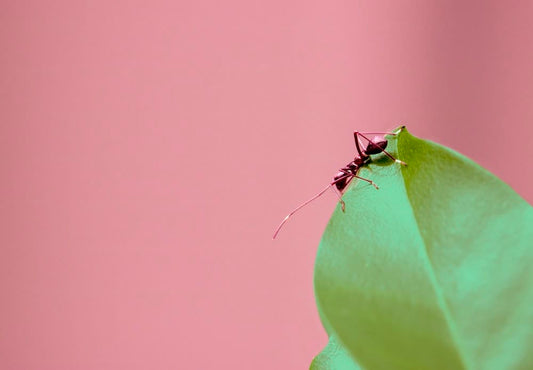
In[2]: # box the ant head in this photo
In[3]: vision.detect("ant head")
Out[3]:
[333,171,350,192]
[365,137,388,155]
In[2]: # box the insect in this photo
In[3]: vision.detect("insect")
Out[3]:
[272,130,407,239]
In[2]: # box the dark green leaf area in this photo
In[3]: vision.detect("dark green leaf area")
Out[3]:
[312,128,533,370]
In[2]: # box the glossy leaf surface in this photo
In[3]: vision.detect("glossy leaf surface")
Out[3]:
[312,128,533,369]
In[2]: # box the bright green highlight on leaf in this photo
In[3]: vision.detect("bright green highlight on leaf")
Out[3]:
[312,127,533,369]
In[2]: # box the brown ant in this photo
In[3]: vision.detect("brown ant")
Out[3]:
[272,131,406,239]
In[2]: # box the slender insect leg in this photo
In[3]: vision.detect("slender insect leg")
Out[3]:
[357,136,367,155]
[356,132,407,166]
[354,174,379,190]
[353,132,365,157]
[358,132,398,135]
[329,186,346,212]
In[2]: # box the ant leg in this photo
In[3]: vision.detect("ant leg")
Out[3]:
[381,150,407,166]
[358,131,398,135]
[356,132,407,166]
[329,186,346,212]
[354,175,379,190]
[353,132,365,157]
[273,174,352,239]
[353,131,365,157]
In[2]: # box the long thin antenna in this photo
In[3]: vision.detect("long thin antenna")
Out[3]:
[272,184,333,239]
[272,173,351,239]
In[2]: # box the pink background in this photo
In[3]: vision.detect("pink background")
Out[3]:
[1,1,532,369]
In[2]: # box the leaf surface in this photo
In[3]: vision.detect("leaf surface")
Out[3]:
[312,128,533,369]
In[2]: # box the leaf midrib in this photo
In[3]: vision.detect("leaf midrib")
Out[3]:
[398,137,471,370]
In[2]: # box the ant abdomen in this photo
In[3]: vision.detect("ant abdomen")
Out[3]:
[365,139,388,155]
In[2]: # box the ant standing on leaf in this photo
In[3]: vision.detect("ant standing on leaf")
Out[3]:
[272,130,407,239]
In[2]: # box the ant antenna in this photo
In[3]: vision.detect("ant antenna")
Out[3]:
[272,184,332,240]
[272,175,350,239]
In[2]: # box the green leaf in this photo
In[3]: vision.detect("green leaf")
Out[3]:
[312,127,533,370]
[310,335,361,370]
